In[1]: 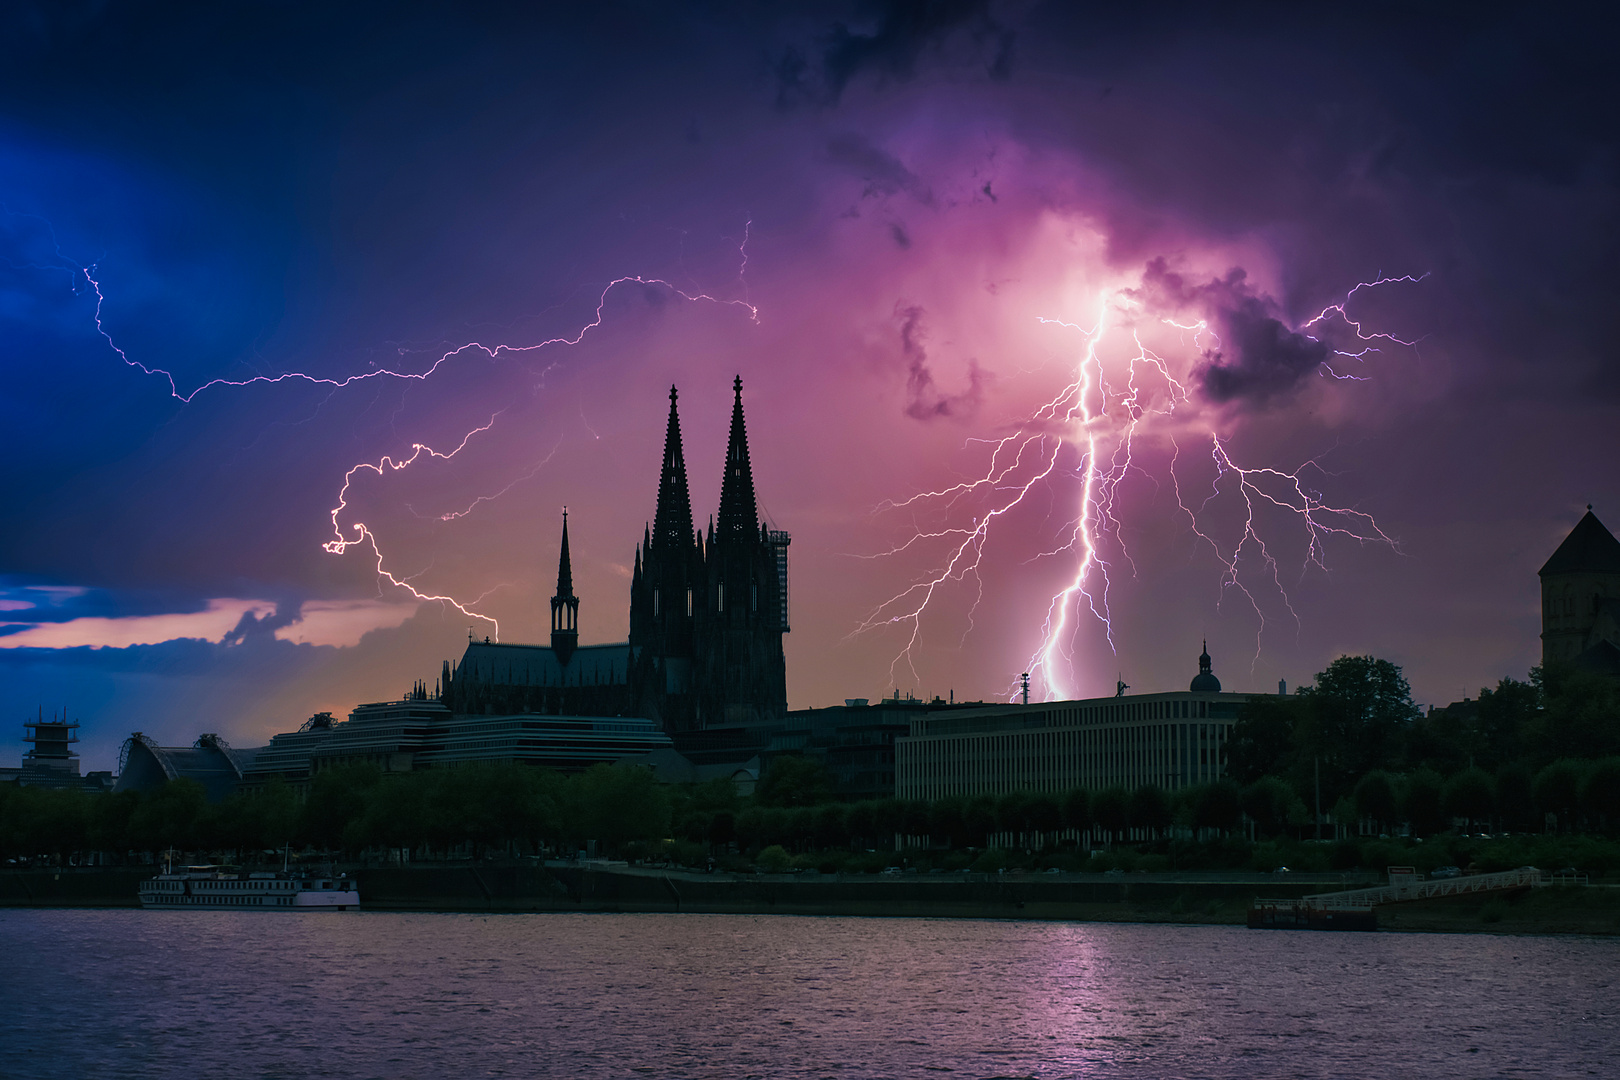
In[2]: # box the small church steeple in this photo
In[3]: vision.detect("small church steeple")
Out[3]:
[550,509,579,666]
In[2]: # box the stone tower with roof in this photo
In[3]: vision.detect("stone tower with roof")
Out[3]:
[1539,506,1620,669]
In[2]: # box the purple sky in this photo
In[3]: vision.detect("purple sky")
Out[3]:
[2,3,1615,771]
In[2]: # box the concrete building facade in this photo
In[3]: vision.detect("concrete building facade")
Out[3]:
[895,649,1249,801]
[241,695,673,791]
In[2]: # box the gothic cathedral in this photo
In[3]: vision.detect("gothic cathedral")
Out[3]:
[440,378,789,733]
[629,379,790,730]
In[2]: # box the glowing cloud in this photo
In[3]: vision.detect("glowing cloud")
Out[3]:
[272,599,421,648]
[0,598,276,650]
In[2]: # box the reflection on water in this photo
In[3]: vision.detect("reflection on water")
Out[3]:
[1,910,1616,1078]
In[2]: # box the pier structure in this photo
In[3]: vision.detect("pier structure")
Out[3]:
[1249,865,1543,930]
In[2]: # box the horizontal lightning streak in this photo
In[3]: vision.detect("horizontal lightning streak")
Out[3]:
[80,266,757,404]
[67,220,758,635]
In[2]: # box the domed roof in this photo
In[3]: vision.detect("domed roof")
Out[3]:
[1190,641,1221,692]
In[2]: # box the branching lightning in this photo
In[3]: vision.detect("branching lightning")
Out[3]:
[54,221,757,634]
[861,273,1421,701]
[323,416,507,632]
[78,264,756,405]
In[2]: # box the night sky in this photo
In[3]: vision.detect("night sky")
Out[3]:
[2,3,1615,771]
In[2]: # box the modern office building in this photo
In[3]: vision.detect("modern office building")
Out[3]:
[115,732,258,802]
[895,646,1250,801]
[240,692,673,790]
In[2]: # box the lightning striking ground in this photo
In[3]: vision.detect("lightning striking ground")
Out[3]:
[861,273,1420,702]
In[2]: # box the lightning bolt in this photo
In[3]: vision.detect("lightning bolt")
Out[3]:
[323,416,507,632]
[46,219,757,633]
[861,272,1420,702]
[78,264,757,405]
[430,440,563,523]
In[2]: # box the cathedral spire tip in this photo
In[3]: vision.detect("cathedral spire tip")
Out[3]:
[716,375,759,545]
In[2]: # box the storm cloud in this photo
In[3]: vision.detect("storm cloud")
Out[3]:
[0,2,1615,765]
[777,0,1014,105]
[1133,258,1334,408]
[896,304,987,421]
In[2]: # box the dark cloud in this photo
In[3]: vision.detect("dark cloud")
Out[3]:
[826,132,933,204]
[221,598,302,646]
[777,0,1014,106]
[1199,298,1332,407]
[896,304,986,420]
[0,580,239,628]
[0,0,1616,755]
[1134,258,1331,408]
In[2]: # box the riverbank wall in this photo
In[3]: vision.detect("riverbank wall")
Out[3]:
[0,868,147,908]
[358,864,1316,924]
[5,865,1615,934]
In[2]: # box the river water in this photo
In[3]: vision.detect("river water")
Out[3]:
[0,910,1614,1079]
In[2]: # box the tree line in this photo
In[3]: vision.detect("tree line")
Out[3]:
[0,761,676,866]
[3,654,1617,870]
[1225,655,1620,836]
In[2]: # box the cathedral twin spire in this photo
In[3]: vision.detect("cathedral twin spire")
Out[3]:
[649,378,761,554]
[631,377,788,727]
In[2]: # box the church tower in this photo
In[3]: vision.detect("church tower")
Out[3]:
[697,376,789,724]
[1539,506,1620,667]
[549,510,579,666]
[629,386,704,729]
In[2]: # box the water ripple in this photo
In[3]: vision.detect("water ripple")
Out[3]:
[0,911,1615,1078]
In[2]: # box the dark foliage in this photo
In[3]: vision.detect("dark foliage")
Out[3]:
[754,755,836,808]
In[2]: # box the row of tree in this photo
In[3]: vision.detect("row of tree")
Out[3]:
[8,751,1617,866]
[1226,655,1620,814]
[0,762,680,864]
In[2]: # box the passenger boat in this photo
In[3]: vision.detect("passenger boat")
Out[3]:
[139,868,360,910]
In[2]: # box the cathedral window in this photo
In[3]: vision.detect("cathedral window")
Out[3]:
[717,582,725,611]
[653,589,660,617]
[751,582,758,612]
[687,588,694,617]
